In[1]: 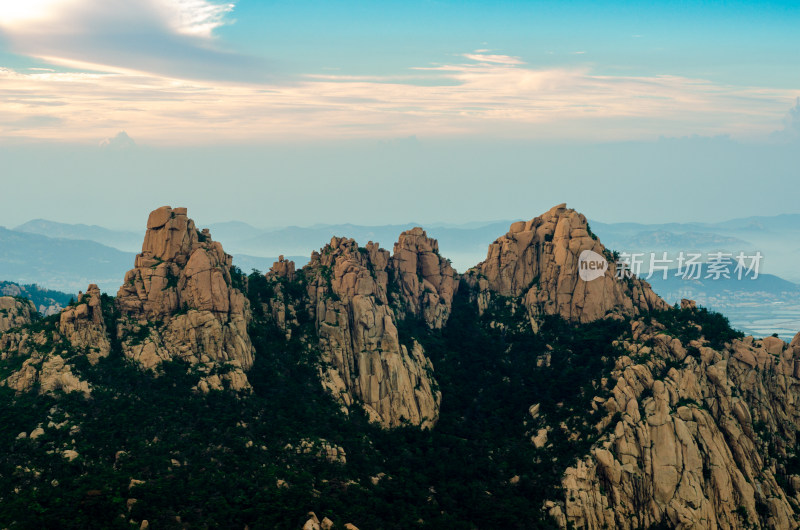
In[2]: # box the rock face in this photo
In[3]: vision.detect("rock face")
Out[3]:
[5,354,91,397]
[115,206,254,384]
[465,203,667,329]
[304,236,441,428]
[547,321,800,529]
[0,296,36,333]
[59,284,110,364]
[390,228,459,329]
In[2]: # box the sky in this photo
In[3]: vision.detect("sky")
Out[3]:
[0,0,798,229]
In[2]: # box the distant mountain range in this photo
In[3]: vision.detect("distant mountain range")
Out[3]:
[0,226,135,294]
[15,219,143,252]
[648,270,800,301]
[3,211,800,293]
[0,225,307,293]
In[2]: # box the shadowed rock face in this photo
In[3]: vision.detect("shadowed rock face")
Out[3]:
[304,236,441,428]
[466,203,667,329]
[390,227,459,330]
[116,206,254,381]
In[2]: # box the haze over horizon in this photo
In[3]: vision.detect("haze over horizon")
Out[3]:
[1,1,799,228]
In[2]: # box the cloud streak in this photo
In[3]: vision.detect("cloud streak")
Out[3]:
[0,0,264,81]
[0,53,797,144]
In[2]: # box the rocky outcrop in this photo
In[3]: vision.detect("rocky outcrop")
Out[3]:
[0,296,36,333]
[0,296,93,397]
[271,255,296,281]
[116,206,254,388]
[305,236,440,428]
[5,354,91,397]
[465,203,667,329]
[389,227,458,329]
[59,284,110,364]
[547,319,800,529]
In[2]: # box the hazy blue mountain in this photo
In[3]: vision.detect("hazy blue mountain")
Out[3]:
[205,221,267,245]
[0,227,135,294]
[647,270,800,300]
[599,230,751,252]
[14,219,143,252]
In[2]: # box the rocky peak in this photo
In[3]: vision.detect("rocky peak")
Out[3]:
[304,236,440,428]
[118,206,235,320]
[269,255,296,281]
[389,227,458,329]
[59,284,110,364]
[466,203,667,327]
[115,206,254,380]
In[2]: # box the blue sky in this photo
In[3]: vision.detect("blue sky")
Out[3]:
[220,0,800,86]
[0,1,798,228]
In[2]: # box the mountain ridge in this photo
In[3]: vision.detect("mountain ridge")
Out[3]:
[1,204,800,528]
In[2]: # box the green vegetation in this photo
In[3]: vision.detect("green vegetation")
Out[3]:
[0,275,635,528]
[650,305,743,350]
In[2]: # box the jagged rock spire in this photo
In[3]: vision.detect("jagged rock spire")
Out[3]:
[390,227,459,329]
[115,206,254,380]
[304,236,441,428]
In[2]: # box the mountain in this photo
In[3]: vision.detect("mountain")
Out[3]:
[2,205,800,528]
[0,227,135,293]
[13,211,800,288]
[205,221,267,246]
[14,219,143,253]
[617,230,750,249]
[649,270,800,299]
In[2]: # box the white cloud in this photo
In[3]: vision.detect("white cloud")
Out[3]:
[462,53,524,65]
[0,0,255,80]
[0,55,797,144]
[159,0,234,36]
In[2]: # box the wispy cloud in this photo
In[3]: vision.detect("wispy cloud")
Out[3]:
[462,52,524,65]
[0,0,263,81]
[0,55,797,144]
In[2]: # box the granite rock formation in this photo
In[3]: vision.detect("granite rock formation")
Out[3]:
[59,284,110,364]
[389,227,459,329]
[115,206,254,389]
[0,296,36,333]
[545,321,800,529]
[465,203,667,330]
[304,236,441,428]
